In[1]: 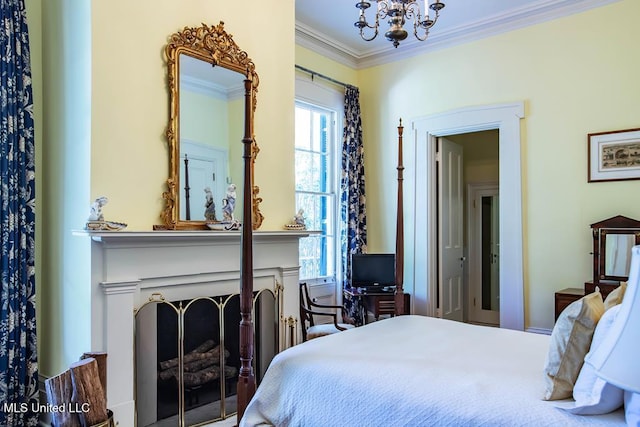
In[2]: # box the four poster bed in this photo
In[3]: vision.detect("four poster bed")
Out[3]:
[236,122,630,425]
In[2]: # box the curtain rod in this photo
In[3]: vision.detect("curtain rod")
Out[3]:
[295,64,354,89]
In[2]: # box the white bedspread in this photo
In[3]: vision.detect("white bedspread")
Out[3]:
[241,315,625,427]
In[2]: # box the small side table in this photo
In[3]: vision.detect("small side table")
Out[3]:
[554,287,585,321]
[584,280,620,301]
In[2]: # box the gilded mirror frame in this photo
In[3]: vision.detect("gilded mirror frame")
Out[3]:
[160,22,263,230]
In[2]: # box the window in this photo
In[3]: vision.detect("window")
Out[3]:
[295,101,340,282]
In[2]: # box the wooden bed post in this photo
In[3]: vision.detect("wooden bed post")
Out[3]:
[237,78,256,422]
[395,119,405,316]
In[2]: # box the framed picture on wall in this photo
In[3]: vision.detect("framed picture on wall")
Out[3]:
[588,128,640,182]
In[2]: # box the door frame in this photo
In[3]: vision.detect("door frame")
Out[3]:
[405,102,525,330]
[467,182,500,325]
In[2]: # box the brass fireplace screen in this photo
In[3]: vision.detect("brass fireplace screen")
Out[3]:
[134,285,284,427]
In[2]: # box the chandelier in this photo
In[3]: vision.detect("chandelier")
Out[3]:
[355,0,445,48]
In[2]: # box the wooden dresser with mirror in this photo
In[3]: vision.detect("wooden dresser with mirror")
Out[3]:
[554,215,640,320]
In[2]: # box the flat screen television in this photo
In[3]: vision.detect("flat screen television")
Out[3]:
[350,253,395,287]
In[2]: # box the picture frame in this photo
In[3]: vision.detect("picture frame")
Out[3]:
[588,128,640,182]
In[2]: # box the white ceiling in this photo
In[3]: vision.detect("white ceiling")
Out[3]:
[295,0,621,68]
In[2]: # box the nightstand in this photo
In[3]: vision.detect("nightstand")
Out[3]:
[554,288,585,321]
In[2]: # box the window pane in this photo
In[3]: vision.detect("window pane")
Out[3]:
[312,111,329,153]
[295,101,338,282]
[296,193,334,233]
[295,107,311,150]
[299,234,335,280]
[294,151,324,192]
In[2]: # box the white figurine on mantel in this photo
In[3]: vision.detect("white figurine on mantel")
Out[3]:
[222,184,237,221]
[85,196,127,231]
[294,209,306,228]
[87,196,109,221]
[285,209,307,230]
[204,187,217,221]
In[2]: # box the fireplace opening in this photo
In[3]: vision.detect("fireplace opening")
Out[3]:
[156,296,240,423]
[135,288,279,427]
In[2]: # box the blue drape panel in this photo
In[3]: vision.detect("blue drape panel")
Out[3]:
[340,86,367,326]
[0,0,39,425]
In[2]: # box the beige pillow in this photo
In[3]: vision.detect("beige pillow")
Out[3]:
[603,281,627,311]
[543,291,605,400]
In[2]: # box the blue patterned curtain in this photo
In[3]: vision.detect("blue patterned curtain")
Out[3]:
[0,0,39,425]
[340,86,367,325]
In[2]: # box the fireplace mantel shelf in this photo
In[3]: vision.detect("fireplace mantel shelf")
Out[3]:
[75,229,313,242]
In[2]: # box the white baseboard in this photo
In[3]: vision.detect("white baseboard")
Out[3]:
[526,326,552,335]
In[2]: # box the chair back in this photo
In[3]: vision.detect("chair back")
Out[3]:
[299,282,314,341]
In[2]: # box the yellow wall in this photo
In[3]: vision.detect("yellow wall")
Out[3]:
[295,45,359,87]
[91,1,295,231]
[359,0,640,330]
[36,0,295,376]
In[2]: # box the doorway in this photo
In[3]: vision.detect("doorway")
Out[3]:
[406,102,525,330]
[436,131,499,325]
[467,183,500,325]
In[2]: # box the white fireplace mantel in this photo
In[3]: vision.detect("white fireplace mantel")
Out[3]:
[77,229,308,426]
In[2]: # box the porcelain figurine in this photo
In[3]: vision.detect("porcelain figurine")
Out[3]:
[204,187,217,221]
[294,209,306,228]
[85,196,127,231]
[284,209,307,230]
[88,196,108,221]
[222,184,237,221]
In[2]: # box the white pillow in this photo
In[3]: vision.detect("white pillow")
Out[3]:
[625,391,640,427]
[560,304,624,414]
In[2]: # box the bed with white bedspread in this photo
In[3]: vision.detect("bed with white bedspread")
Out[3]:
[241,315,625,426]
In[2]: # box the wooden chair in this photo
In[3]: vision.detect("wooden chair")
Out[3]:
[299,282,354,342]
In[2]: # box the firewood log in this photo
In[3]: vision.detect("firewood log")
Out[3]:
[69,358,108,427]
[159,343,229,370]
[45,369,81,427]
[81,352,107,398]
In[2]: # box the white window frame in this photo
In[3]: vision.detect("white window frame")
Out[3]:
[295,75,344,286]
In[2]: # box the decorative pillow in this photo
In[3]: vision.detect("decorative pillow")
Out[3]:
[604,281,627,311]
[543,291,605,400]
[559,304,623,414]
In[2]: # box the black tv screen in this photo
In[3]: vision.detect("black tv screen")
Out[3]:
[351,253,395,287]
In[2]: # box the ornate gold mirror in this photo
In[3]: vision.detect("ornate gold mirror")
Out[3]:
[160,22,263,230]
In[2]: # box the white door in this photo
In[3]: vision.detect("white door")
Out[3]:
[468,184,500,325]
[438,137,464,322]
[180,140,228,221]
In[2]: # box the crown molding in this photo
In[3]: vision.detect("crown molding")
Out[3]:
[181,75,244,101]
[296,0,622,69]
[295,21,359,69]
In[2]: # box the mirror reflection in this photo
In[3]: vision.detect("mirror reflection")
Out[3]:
[179,54,244,221]
[604,233,634,277]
